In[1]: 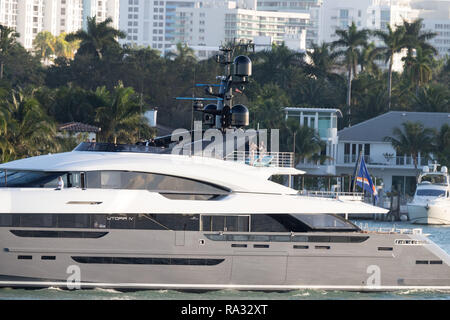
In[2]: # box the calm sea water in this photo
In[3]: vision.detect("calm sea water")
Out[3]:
[1,219,450,300]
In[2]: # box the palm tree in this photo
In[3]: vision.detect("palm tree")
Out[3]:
[403,46,435,94]
[55,33,80,59]
[95,82,152,143]
[411,84,449,112]
[252,42,304,88]
[165,42,197,65]
[402,18,438,60]
[283,118,324,164]
[384,121,435,172]
[33,31,56,64]
[433,124,450,166]
[0,88,59,162]
[373,24,406,110]
[0,25,20,79]
[65,16,125,59]
[304,42,341,81]
[331,22,370,124]
[357,42,382,76]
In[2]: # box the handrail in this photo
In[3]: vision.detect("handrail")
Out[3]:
[356,222,423,235]
[298,190,364,200]
[223,151,294,168]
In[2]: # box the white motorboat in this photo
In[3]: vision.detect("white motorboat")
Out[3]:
[408,164,450,225]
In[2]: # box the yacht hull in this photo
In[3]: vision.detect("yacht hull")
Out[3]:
[1,228,449,291]
[408,203,450,225]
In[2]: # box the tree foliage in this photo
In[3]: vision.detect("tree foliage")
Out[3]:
[0,17,448,165]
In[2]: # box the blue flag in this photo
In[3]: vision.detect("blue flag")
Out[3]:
[356,157,378,201]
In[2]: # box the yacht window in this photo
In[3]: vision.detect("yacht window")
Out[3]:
[293,214,358,231]
[212,216,225,231]
[251,214,289,232]
[150,214,199,231]
[201,215,250,232]
[160,194,220,200]
[20,214,53,227]
[421,175,447,184]
[85,170,229,196]
[416,189,446,197]
[0,171,67,188]
[251,214,310,232]
[0,214,12,226]
[58,214,91,228]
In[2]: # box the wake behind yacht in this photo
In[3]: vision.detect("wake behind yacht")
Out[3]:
[408,164,450,225]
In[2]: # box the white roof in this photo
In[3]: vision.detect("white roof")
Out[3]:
[0,151,298,195]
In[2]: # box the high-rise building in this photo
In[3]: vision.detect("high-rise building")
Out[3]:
[58,0,84,34]
[173,0,308,58]
[119,0,309,58]
[319,0,419,44]
[412,0,450,59]
[0,0,19,30]
[15,0,46,49]
[319,0,419,71]
[256,0,322,47]
[83,0,120,29]
[119,0,197,51]
[0,0,119,50]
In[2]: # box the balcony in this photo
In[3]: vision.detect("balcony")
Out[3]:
[341,155,429,168]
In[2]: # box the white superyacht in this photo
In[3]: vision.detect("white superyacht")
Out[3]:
[0,44,449,291]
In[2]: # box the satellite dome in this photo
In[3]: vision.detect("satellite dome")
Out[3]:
[231,104,249,127]
[233,55,252,77]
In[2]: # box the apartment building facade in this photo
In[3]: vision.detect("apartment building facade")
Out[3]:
[171,0,308,58]
[0,0,118,49]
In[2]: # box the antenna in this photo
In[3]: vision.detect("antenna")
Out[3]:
[176,39,253,132]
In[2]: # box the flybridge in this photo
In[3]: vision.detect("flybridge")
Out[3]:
[73,142,295,169]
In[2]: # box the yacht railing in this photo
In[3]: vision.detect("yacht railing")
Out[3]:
[297,190,364,201]
[356,222,423,235]
[223,151,294,168]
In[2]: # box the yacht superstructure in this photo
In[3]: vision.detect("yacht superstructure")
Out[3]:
[408,164,450,225]
[0,146,449,290]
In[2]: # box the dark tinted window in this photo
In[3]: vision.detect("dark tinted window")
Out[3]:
[151,214,199,231]
[58,214,90,228]
[416,189,446,197]
[251,215,287,232]
[85,170,229,195]
[293,214,358,231]
[71,256,225,266]
[10,230,108,238]
[0,171,66,188]
[212,216,225,231]
[20,214,53,227]
[202,215,250,232]
[251,214,310,232]
[0,214,12,226]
